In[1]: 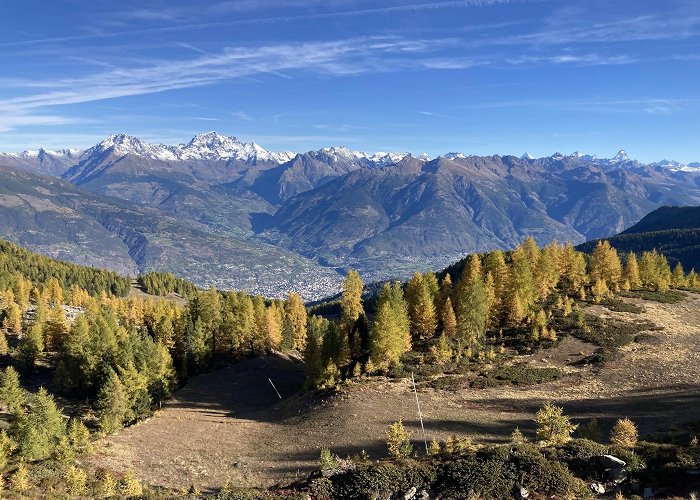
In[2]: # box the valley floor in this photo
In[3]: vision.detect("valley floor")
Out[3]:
[86,293,700,492]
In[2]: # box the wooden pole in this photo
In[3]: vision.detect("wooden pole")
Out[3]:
[411,372,428,454]
[268,378,282,399]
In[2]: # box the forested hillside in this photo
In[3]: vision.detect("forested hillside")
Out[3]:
[578,206,700,272]
[0,236,699,497]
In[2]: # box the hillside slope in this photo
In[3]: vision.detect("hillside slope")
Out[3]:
[578,206,700,271]
[0,165,340,298]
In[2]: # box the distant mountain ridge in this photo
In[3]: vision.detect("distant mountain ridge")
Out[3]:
[578,205,700,272]
[2,132,700,297]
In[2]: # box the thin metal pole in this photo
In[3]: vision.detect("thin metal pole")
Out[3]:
[268,378,282,399]
[411,372,428,454]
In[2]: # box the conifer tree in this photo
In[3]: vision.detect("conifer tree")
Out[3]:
[610,417,638,448]
[252,295,268,354]
[14,387,66,460]
[284,293,307,351]
[439,273,454,307]
[423,272,440,304]
[0,366,25,411]
[456,276,488,351]
[624,253,642,289]
[154,314,175,350]
[458,254,482,294]
[96,368,129,433]
[672,262,686,288]
[17,322,43,371]
[534,402,577,445]
[483,272,497,329]
[44,305,68,351]
[406,272,437,339]
[5,301,22,335]
[303,315,328,388]
[186,318,210,371]
[386,420,412,458]
[590,240,622,290]
[370,290,411,370]
[506,246,535,325]
[46,277,64,307]
[340,269,364,332]
[534,242,561,299]
[266,305,283,351]
[13,273,31,313]
[560,245,586,292]
[0,328,7,355]
[441,297,457,338]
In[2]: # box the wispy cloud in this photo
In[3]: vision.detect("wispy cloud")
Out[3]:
[0,0,539,48]
[467,97,699,115]
[0,36,453,131]
[231,111,254,121]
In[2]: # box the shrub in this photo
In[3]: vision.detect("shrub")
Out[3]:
[576,418,603,443]
[95,468,118,498]
[535,403,578,445]
[11,462,30,493]
[330,461,435,499]
[611,418,639,448]
[65,465,87,495]
[621,289,687,304]
[491,364,561,385]
[511,427,527,444]
[120,470,143,497]
[319,447,339,471]
[386,420,413,458]
[427,375,466,392]
[428,438,441,455]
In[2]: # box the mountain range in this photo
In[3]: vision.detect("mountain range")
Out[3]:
[2,131,700,299]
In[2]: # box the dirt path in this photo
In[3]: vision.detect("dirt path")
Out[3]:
[86,293,700,491]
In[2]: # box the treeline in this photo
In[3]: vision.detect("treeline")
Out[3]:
[0,268,312,433]
[137,270,198,298]
[578,228,700,274]
[303,239,699,389]
[0,238,130,296]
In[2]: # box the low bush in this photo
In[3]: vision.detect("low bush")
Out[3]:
[491,364,562,385]
[621,289,687,304]
[330,460,436,499]
[599,297,644,313]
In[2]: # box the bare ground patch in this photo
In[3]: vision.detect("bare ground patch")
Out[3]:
[85,293,700,492]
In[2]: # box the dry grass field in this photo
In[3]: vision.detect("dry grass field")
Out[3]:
[86,293,700,492]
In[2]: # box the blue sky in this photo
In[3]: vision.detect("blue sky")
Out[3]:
[0,0,699,162]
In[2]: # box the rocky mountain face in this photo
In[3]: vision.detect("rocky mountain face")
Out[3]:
[2,132,700,298]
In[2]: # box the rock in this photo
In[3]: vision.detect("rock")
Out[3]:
[643,487,655,498]
[416,489,430,500]
[514,485,529,499]
[403,486,417,499]
[589,482,605,494]
[610,467,628,484]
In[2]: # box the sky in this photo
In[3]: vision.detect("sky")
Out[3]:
[0,0,699,162]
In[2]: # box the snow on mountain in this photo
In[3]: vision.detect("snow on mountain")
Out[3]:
[0,147,83,159]
[88,133,179,161]
[442,152,468,160]
[176,132,294,163]
[611,149,630,163]
[521,152,535,160]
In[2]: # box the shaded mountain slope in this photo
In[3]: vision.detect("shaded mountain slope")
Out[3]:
[577,206,700,271]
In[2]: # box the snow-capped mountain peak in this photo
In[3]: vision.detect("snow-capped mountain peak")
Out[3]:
[521,152,535,160]
[91,134,178,161]
[611,149,630,163]
[178,132,294,163]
